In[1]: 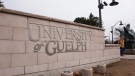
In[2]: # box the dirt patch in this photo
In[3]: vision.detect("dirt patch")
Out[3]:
[73,59,135,76]
[94,59,135,76]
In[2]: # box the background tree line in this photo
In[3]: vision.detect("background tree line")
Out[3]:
[74,13,101,27]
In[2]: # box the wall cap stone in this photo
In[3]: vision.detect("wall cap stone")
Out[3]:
[125,49,135,51]
[0,8,104,31]
[105,44,120,47]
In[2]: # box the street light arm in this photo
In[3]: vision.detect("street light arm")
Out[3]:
[112,21,122,29]
[111,20,123,44]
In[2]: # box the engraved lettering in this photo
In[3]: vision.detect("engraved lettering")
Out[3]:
[65,41,72,51]
[29,24,40,42]
[45,41,57,56]
[57,41,64,52]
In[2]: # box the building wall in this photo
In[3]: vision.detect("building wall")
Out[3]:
[0,8,120,76]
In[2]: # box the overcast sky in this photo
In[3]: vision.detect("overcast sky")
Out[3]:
[3,0,135,38]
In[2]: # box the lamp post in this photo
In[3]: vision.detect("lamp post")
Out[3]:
[0,0,4,8]
[111,21,123,44]
[98,0,119,28]
[98,0,102,27]
[98,0,107,27]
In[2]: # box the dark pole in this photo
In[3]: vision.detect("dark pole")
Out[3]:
[98,0,102,27]
[111,21,123,44]
[112,26,113,44]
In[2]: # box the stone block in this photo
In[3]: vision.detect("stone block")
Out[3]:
[28,18,49,25]
[0,67,24,76]
[11,53,37,67]
[86,42,91,51]
[50,21,67,28]
[92,30,98,36]
[94,36,99,43]
[13,27,29,40]
[80,58,90,65]
[66,24,79,29]
[50,69,62,76]
[109,49,116,55]
[73,52,85,60]
[72,66,84,72]
[98,37,104,43]
[0,13,27,28]
[38,53,57,64]
[99,43,105,50]
[89,51,96,58]
[79,27,90,31]
[66,60,79,67]
[115,49,120,55]
[104,49,110,56]
[97,64,106,74]
[48,62,65,70]
[25,64,48,74]
[91,42,99,50]
[19,71,51,76]
[91,57,99,63]
[0,54,11,69]
[99,56,106,61]
[0,40,25,54]
[112,55,118,59]
[0,26,13,40]
[58,52,73,62]
[98,30,104,36]
[96,50,104,57]
[117,55,120,58]
[105,46,113,49]
[85,51,90,58]
[106,55,113,60]
[26,41,45,53]
[90,36,94,42]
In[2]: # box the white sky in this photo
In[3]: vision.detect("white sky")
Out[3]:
[3,0,135,38]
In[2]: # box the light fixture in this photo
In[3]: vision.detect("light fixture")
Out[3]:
[109,0,119,6]
[103,1,108,6]
[98,0,120,28]
[119,21,123,25]
[111,21,123,43]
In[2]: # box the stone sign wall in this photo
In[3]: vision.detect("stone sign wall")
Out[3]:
[0,8,120,76]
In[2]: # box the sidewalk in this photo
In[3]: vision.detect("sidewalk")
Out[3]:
[120,55,135,59]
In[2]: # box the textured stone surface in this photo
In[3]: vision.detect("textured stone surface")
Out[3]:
[80,58,91,65]
[66,60,79,67]
[26,41,45,53]
[96,50,104,57]
[89,51,96,58]
[0,12,27,28]
[11,53,38,67]
[99,43,105,50]
[0,8,104,31]
[38,53,58,64]
[25,64,48,74]
[58,52,73,62]
[91,42,99,51]
[48,62,65,70]
[91,57,100,63]
[13,27,29,40]
[28,18,50,25]
[0,54,11,69]
[0,67,24,76]
[0,26,13,40]
[0,8,121,76]
[0,40,25,54]
[50,21,67,28]
[100,56,107,61]
[73,52,86,60]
